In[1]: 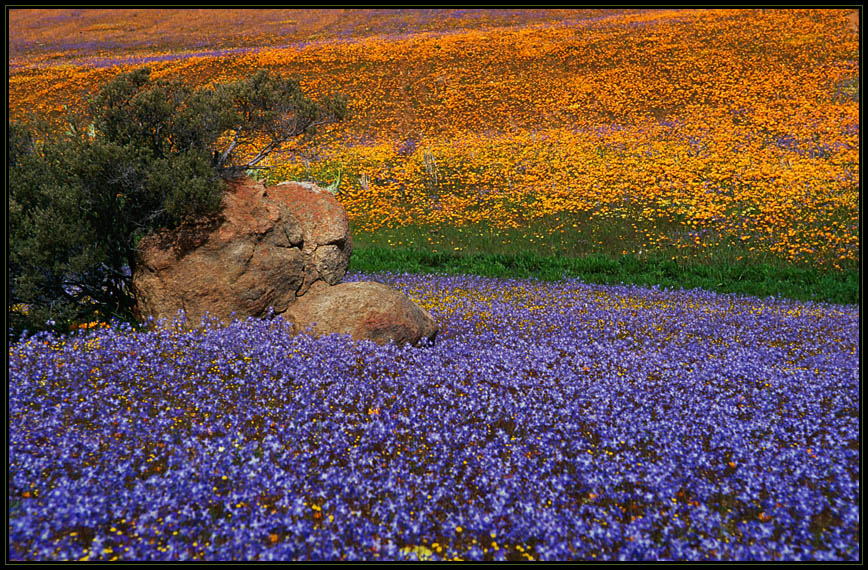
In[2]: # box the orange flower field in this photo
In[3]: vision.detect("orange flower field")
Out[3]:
[8,8,860,269]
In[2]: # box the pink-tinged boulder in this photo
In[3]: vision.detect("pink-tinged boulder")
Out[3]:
[133,176,351,326]
[281,281,439,346]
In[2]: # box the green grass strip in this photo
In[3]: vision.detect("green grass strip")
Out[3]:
[349,246,859,305]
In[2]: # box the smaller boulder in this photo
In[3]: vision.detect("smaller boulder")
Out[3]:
[281,281,438,346]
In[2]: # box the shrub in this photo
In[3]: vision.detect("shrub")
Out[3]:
[8,68,347,338]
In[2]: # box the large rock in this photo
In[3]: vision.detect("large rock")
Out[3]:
[133,176,351,325]
[282,281,439,346]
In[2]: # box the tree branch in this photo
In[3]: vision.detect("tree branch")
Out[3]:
[217,127,242,168]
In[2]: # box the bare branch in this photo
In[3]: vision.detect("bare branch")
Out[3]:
[217,127,242,168]
[228,113,340,171]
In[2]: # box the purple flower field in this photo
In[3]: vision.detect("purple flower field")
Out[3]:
[8,272,859,561]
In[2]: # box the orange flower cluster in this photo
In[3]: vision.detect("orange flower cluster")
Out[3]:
[9,9,859,268]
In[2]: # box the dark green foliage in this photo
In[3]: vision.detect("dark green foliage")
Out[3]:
[7,121,35,168]
[9,68,347,337]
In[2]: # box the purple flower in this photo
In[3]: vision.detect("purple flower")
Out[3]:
[8,273,859,561]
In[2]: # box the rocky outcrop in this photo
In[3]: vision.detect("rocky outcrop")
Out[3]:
[133,176,439,346]
[282,281,438,346]
[133,177,351,326]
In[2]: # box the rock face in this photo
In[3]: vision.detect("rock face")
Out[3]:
[282,281,439,346]
[133,177,352,326]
